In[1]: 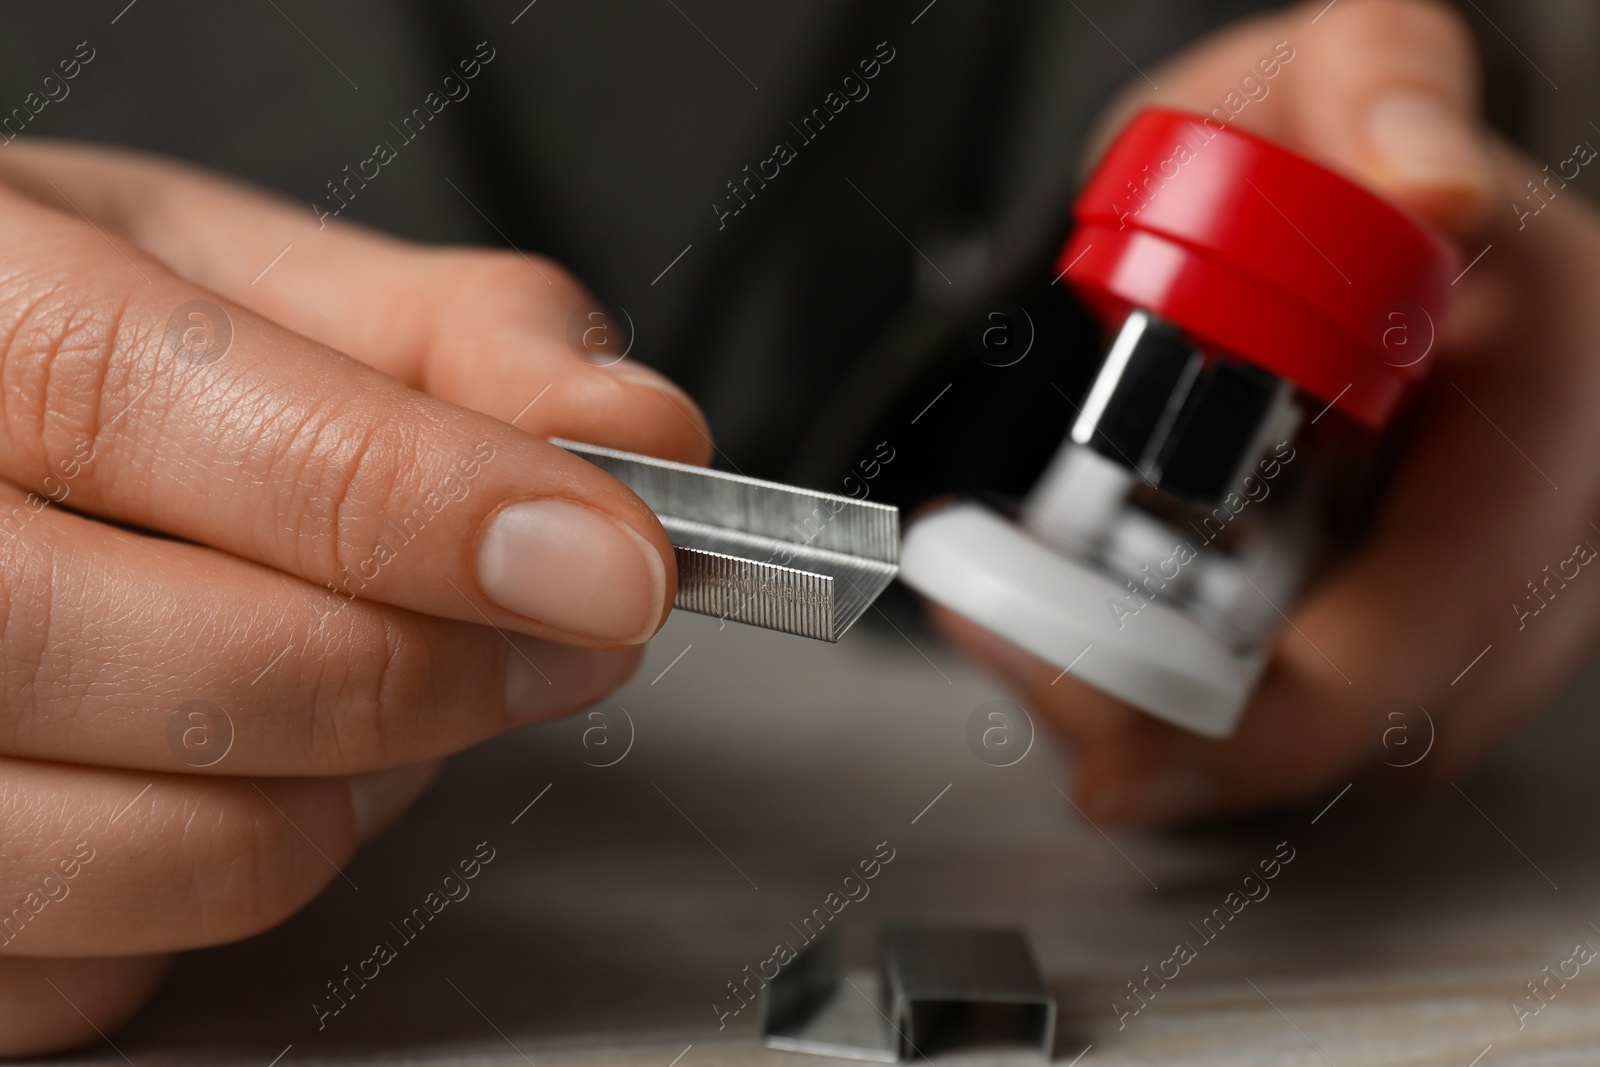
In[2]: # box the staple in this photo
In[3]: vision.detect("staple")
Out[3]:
[555,440,899,641]
[762,925,1056,1061]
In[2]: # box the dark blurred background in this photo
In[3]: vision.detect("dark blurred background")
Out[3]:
[0,0,1583,507]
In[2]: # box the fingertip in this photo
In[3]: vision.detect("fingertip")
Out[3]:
[504,634,645,723]
[924,600,1058,689]
[1292,0,1491,233]
[590,358,715,466]
[348,761,440,842]
[0,955,170,1059]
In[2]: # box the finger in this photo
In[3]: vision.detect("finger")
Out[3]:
[0,955,168,1059]
[0,481,639,774]
[924,602,1144,750]
[0,184,676,647]
[1092,0,1495,232]
[0,139,712,463]
[927,602,1206,822]
[0,758,436,957]
[1067,543,1580,828]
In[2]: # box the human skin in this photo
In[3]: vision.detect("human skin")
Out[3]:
[933,0,1600,829]
[0,141,711,1054]
[7,0,1595,1054]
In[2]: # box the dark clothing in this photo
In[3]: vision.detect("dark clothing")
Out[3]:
[1,0,1497,507]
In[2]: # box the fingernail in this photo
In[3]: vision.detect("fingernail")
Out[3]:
[478,499,666,643]
[349,763,438,841]
[1084,769,1215,829]
[1366,91,1493,194]
[505,633,642,721]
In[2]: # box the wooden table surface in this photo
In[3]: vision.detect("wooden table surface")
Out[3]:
[76,608,1600,1066]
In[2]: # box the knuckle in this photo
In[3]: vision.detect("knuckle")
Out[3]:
[443,248,587,313]
[192,781,353,940]
[0,515,62,750]
[303,606,491,773]
[306,609,416,771]
[1392,0,1474,47]
[290,399,420,586]
[0,271,156,489]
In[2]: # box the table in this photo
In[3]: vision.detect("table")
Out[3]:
[95,609,1600,1066]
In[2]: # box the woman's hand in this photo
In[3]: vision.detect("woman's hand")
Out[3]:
[935,0,1600,828]
[0,141,709,1056]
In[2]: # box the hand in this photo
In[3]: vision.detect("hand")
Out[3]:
[0,142,709,1055]
[934,0,1600,828]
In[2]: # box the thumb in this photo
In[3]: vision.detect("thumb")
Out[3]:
[1092,0,1495,234]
